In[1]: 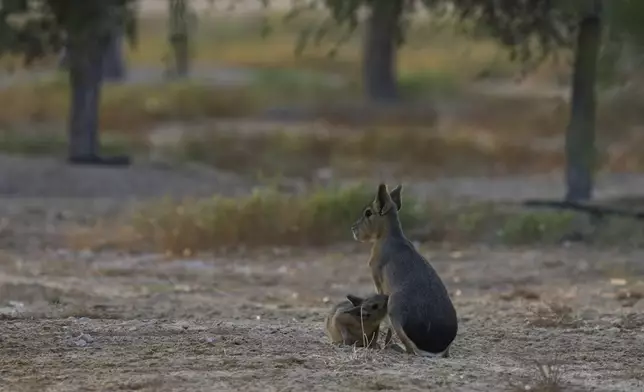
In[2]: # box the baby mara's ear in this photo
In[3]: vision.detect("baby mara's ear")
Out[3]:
[389,184,402,211]
[375,183,395,216]
[346,294,364,307]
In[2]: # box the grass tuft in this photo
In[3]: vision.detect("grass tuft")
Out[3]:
[497,211,576,245]
[510,360,566,392]
[131,185,423,254]
[0,128,142,157]
[399,70,462,98]
[528,302,580,329]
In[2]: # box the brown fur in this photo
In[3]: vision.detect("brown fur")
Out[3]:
[324,293,389,348]
[351,184,458,357]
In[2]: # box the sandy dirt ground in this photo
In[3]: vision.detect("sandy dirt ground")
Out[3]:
[0,155,643,392]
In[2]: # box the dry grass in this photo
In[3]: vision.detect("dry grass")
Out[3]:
[528,302,581,329]
[499,287,541,301]
[65,224,144,254]
[177,126,564,178]
[5,98,644,178]
[6,109,644,178]
[0,126,145,157]
[0,76,259,132]
[510,360,566,392]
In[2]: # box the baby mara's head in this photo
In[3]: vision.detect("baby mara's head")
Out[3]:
[344,293,389,321]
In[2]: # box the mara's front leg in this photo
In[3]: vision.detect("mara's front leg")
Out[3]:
[383,315,394,348]
[370,266,391,347]
[371,275,397,348]
[371,269,384,294]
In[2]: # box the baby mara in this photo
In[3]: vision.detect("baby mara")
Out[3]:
[325,293,389,348]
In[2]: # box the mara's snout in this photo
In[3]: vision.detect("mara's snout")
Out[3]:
[350,225,359,241]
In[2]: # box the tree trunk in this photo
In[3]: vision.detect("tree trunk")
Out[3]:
[102,29,126,81]
[363,0,403,102]
[168,0,190,78]
[67,41,105,161]
[170,34,189,77]
[565,9,602,201]
[59,30,126,81]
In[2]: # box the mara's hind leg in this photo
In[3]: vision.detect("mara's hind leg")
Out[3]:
[339,326,356,346]
[389,318,443,358]
[381,317,403,353]
[382,327,406,353]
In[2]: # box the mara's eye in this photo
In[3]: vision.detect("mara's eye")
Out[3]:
[364,209,373,218]
[370,304,379,310]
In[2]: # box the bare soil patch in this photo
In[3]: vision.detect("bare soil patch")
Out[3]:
[1,246,643,391]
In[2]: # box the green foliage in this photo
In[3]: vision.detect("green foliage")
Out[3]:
[269,0,583,60]
[424,203,578,244]
[448,0,580,67]
[48,0,136,37]
[605,0,644,45]
[0,0,63,63]
[263,0,644,80]
[0,0,138,64]
[284,0,366,57]
[273,0,421,57]
[597,1,644,84]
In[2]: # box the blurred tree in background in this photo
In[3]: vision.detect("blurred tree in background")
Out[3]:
[0,0,138,165]
[2,0,644,199]
[167,0,197,78]
[280,0,578,101]
[281,0,411,102]
[599,0,644,85]
[279,0,608,201]
[446,0,600,201]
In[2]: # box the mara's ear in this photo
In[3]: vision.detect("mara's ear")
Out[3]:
[375,183,394,215]
[389,184,402,211]
[346,294,364,307]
